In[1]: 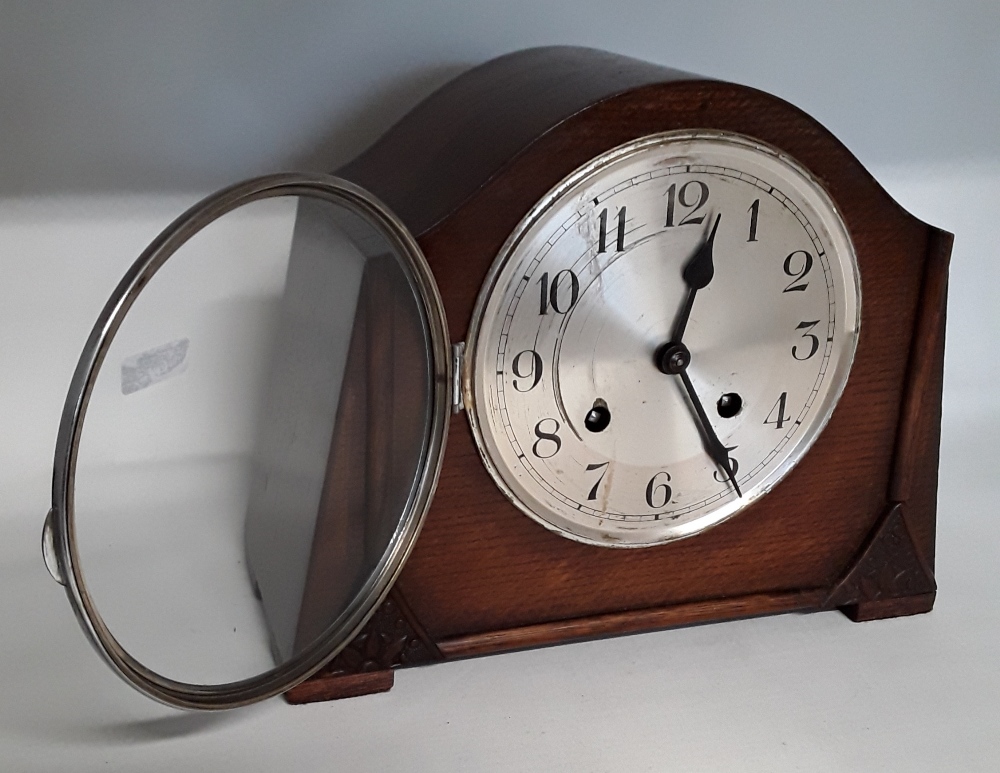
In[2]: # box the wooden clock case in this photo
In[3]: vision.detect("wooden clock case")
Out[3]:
[284,46,951,704]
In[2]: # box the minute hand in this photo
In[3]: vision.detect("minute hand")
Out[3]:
[677,370,742,497]
[671,212,721,344]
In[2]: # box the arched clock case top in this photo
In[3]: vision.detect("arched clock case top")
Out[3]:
[284,47,950,703]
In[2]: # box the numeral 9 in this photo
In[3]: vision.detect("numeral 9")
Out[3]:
[511,349,543,392]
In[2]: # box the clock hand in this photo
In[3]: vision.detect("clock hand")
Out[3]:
[658,212,740,497]
[658,341,741,498]
[670,212,721,344]
[678,369,742,498]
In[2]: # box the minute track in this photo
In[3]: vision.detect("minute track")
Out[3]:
[502,194,827,512]
[473,131,859,546]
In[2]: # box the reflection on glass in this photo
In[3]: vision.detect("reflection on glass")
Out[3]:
[244,199,431,664]
[73,194,431,686]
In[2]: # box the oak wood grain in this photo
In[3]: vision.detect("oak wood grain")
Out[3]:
[437,589,827,659]
[292,46,950,702]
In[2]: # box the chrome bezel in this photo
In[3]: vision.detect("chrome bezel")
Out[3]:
[462,130,861,548]
[44,174,451,709]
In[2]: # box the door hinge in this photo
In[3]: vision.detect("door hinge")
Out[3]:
[451,342,466,414]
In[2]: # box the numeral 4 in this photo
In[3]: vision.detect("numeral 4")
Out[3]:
[764,392,791,430]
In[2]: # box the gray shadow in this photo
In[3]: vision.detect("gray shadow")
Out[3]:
[86,708,260,745]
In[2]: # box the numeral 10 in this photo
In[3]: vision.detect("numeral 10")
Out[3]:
[537,270,579,315]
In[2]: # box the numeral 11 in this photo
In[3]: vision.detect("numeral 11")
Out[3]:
[598,206,626,253]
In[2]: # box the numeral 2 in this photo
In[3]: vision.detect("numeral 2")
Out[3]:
[782,250,813,292]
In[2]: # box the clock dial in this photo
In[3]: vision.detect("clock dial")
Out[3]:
[465,131,861,547]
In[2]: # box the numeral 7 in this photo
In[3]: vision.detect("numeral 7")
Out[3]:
[586,462,610,501]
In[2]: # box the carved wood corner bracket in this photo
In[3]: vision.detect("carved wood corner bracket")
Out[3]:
[284,587,443,704]
[822,502,937,618]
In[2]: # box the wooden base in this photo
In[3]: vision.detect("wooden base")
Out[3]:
[436,589,825,659]
[284,587,937,703]
[285,670,394,704]
[840,592,937,622]
[284,500,940,703]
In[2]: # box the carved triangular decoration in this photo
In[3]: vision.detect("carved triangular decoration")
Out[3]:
[284,587,441,703]
[823,503,936,609]
[313,587,441,679]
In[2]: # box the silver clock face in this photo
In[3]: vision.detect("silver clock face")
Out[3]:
[464,131,860,547]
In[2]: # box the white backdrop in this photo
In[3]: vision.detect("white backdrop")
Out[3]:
[1,3,998,771]
[1,1,997,194]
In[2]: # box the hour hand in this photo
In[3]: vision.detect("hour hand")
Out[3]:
[671,213,721,343]
[683,212,721,290]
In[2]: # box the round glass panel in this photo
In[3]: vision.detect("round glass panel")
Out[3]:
[46,175,450,708]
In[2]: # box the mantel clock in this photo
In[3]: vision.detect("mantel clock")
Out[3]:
[44,47,950,709]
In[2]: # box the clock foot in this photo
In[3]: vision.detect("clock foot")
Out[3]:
[823,504,937,621]
[838,591,936,622]
[284,588,441,704]
[284,669,394,704]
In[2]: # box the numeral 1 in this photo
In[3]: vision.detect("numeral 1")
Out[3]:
[747,199,760,242]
